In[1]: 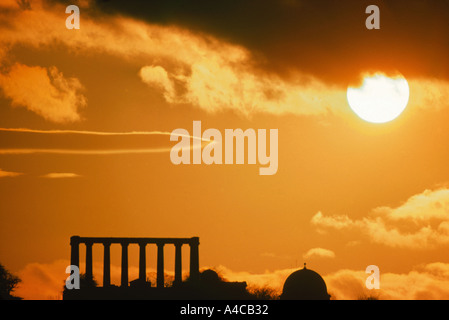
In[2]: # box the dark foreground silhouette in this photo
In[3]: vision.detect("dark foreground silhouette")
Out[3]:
[63,236,331,300]
[64,269,252,300]
[63,266,333,300]
[0,263,22,300]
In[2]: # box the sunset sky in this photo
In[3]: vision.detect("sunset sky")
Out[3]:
[1,0,449,300]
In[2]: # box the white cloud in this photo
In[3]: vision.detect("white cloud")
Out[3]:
[0,0,348,118]
[218,263,449,300]
[0,168,22,178]
[41,173,81,179]
[0,64,86,123]
[0,127,210,155]
[311,211,356,230]
[373,188,449,222]
[325,263,449,300]
[139,66,176,102]
[1,0,448,119]
[13,259,449,300]
[408,78,449,111]
[303,247,335,259]
[311,188,449,249]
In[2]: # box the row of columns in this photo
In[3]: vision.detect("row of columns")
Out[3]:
[70,237,200,288]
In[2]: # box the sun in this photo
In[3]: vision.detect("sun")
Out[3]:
[347,73,410,123]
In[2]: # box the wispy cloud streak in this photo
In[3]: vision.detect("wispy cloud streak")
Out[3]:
[0,127,210,155]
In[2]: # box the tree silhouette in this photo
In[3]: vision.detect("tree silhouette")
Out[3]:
[248,285,280,300]
[358,293,380,300]
[80,273,98,288]
[0,263,22,300]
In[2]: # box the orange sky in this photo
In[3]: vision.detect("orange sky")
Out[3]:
[1,0,449,299]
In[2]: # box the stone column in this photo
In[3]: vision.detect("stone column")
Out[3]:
[70,236,80,268]
[189,237,200,282]
[103,242,111,287]
[121,242,129,287]
[174,242,182,286]
[157,243,165,288]
[139,242,147,282]
[85,241,93,283]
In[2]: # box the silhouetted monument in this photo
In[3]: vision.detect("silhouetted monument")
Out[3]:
[280,263,330,300]
[64,236,249,300]
[69,235,199,288]
[64,236,332,300]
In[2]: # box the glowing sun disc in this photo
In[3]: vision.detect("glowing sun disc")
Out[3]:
[347,73,410,123]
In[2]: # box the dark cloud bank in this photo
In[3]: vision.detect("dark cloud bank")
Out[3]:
[60,0,449,85]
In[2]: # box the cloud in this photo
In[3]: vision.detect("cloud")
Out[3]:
[0,148,176,155]
[408,78,449,111]
[303,248,335,259]
[0,168,22,178]
[14,259,69,300]
[0,64,86,123]
[138,64,348,117]
[210,263,449,300]
[14,259,182,300]
[12,259,449,300]
[311,188,449,249]
[373,188,449,222]
[325,263,449,300]
[139,66,176,102]
[84,0,449,84]
[0,127,210,155]
[219,263,449,300]
[212,265,294,296]
[41,173,81,179]
[1,0,448,119]
[311,211,355,230]
[0,127,175,136]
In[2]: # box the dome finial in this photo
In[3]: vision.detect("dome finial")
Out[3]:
[304,262,307,269]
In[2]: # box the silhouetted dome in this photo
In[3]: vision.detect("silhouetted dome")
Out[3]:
[280,265,330,300]
[200,269,222,283]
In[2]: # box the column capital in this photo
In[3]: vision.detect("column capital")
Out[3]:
[190,237,200,246]
[70,235,80,245]
[70,236,80,268]
[174,240,183,248]
[84,240,94,246]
